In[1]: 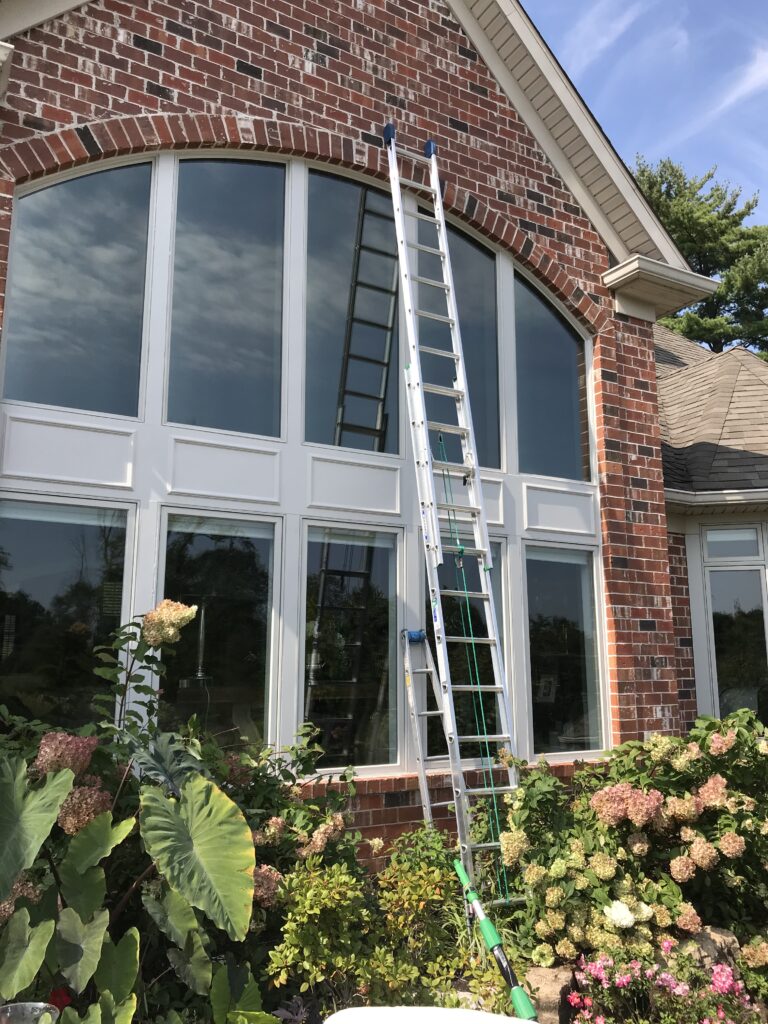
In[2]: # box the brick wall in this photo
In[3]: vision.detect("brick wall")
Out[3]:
[0,0,683,802]
[668,531,698,731]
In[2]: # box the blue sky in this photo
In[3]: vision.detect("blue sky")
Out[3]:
[523,0,768,223]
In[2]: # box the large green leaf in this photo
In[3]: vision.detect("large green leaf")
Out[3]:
[56,907,109,993]
[139,776,254,940]
[226,1014,278,1024]
[95,929,139,1003]
[64,812,135,874]
[0,908,56,1000]
[59,860,106,922]
[98,991,137,1024]
[123,732,209,797]
[61,1005,101,1024]
[211,961,263,1024]
[142,887,197,948]
[167,931,212,996]
[0,759,74,900]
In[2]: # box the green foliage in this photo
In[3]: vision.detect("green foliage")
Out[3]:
[210,960,263,1024]
[0,909,55,1000]
[0,760,74,900]
[139,775,255,941]
[94,929,140,1004]
[64,813,135,873]
[56,908,110,993]
[634,156,768,352]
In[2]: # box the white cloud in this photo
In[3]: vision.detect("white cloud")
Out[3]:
[560,0,647,79]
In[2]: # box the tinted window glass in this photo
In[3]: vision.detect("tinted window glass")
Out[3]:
[710,569,768,721]
[515,277,588,480]
[306,174,399,453]
[160,516,274,742]
[304,527,397,766]
[168,161,284,435]
[526,548,601,752]
[3,166,151,415]
[0,502,126,728]
[418,220,499,468]
[706,528,760,560]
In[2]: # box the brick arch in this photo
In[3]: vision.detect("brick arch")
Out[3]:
[0,112,608,334]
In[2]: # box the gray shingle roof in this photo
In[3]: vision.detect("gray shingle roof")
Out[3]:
[655,326,768,492]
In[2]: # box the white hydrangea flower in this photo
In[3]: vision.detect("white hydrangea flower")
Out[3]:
[603,899,636,929]
[634,902,654,922]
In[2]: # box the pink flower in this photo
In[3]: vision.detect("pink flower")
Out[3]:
[595,1017,605,1024]
[711,964,736,995]
[670,855,697,882]
[708,730,736,755]
[718,832,746,858]
[614,973,632,988]
[698,774,728,809]
[661,938,678,955]
[57,786,111,835]
[567,992,583,1007]
[627,788,664,827]
[676,902,702,933]
[34,733,98,777]
[590,783,633,825]
[252,864,283,908]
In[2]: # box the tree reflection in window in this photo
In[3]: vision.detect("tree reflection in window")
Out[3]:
[0,502,126,728]
[710,569,768,721]
[304,528,397,767]
[160,516,274,745]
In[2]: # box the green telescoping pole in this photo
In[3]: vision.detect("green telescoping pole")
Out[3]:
[453,860,537,1021]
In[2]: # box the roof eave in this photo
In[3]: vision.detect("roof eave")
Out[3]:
[603,255,718,320]
[666,487,768,514]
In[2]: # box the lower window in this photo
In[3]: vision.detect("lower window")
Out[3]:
[159,514,275,743]
[708,568,768,720]
[525,546,601,753]
[0,500,127,728]
[304,526,397,768]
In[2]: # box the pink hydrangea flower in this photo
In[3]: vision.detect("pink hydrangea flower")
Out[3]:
[676,902,702,933]
[34,733,98,777]
[698,774,728,809]
[711,964,736,995]
[708,730,736,755]
[718,832,746,858]
[590,783,633,825]
[57,786,111,835]
[669,855,697,882]
[627,788,664,827]
[567,992,583,1007]
[661,938,677,955]
[614,973,632,988]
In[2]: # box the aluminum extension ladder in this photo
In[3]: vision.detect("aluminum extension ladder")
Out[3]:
[384,124,519,899]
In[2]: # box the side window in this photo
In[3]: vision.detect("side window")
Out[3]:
[3,165,151,416]
[0,501,127,728]
[515,276,589,480]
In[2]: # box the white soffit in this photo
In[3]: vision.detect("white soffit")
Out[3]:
[603,255,718,320]
[0,1,89,40]
[447,0,691,271]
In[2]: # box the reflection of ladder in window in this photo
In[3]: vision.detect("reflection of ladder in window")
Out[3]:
[334,187,399,452]
[385,123,518,903]
[305,533,376,761]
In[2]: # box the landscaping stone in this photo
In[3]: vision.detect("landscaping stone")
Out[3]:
[523,966,574,1024]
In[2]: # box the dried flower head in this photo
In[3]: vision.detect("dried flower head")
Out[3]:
[669,855,697,883]
[34,733,98,777]
[555,938,578,960]
[57,786,111,835]
[689,837,719,871]
[665,794,702,823]
[675,902,702,933]
[252,864,283,908]
[627,832,650,856]
[652,904,672,928]
[588,852,618,881]
[142,599,197,647]
[368,837,385,855]
[670,741,702,771]
[0,875,42,925]
[545,886,565,908]
[708,729,736,755]
[740,940,768,969]
[590,782,633,826]
[697,774,728,809]
[647,734,677,762]
[297,813,345,858]
[523,864,547,887]
[500,827,530,867]
[718,832,746,859]
[626,788,664,828]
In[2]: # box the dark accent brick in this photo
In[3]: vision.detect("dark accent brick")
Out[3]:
[165,18,193,39]
[458,44,477,60]
[469,82,488,97]
[632,500,649,512]
[361,131,383,148]
[605,439,622,452]
[639,620,657,631]
[383,789,416,808]
[385,23,407,42]
[262,96,286,112]
[465,194,477,218]
[133,33,162,55]
[611,557,629,569]
[146,81,173,100]
[236,59,263,80]
[563,201,581,216]
[616,313,631,323]
[267,20,290,39]
[639,445,655,457]
[602,370,618,383]
[448,116,469,133]
[75,124,101,157]
[305,25,328,42]
[22,114,55,132]
[386,93,406,109]
[520,218,537,233]
[630,478,648,489]
[679,637,693,648]
[526,188,544,203]
[317,41,339,59]
[537,224,555,238]
[497,189,515,203]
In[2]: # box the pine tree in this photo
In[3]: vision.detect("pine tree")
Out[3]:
[634,157,768,353]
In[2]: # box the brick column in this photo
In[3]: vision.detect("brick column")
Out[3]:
[595,315,681,743]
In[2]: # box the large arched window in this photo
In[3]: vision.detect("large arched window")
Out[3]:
[0,155,603,768]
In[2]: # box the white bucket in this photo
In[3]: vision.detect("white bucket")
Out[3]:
[325,1009,530,1022]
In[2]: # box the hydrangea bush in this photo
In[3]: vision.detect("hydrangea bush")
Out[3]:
[497,710,768,986]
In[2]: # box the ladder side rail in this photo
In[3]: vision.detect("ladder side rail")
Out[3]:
[401,631,433,825]
[385,138,443,565]
[333,191,368,447]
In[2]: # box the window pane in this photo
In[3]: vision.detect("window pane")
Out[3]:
[515,277,589,480]
[418,221,499,468]
[0,501,126,728]
[304,527,397,766]
[306,174,399,453]
[425,541,503,758]
[168,161,284,435]
[706,528,760,560]
[160,515,274,742]
[526,548,601,752]
[710,569,768,721]
[3,165,151,416]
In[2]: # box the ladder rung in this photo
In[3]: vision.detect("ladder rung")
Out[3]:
[418,709,444,718]
[404,208,437,222]
[445,636,497,646]
[412,275,449,289]
[339,423,386,437]
[490,897,526,908]
[468,841,501,851]
[432,459,474,477]
[359,243,397,259]
[440,589,489,600]
[423,383,464,399]
[343,388,385,401]
[399,176,436,193]
[436,501,481,515]
[442,543,486,556]
[416,309,454,325]
[451,684,502,692]
[427,420,470,436]
[457,733,510,742]
[349,354,389,367]
[464,785,517,797]
[407,241,445,257]
[395,146,433,165]
[418,345,459,360]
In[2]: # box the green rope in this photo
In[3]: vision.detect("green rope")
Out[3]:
[436,433,509,902]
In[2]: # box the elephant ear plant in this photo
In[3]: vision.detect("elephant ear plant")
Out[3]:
[0,602,278,1024]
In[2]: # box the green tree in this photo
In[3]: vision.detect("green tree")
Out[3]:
[634,156,768,353]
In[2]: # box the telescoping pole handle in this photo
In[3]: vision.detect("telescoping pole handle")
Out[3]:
[453,860,537,1021]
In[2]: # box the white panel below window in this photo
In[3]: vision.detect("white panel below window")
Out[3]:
[524,484,595,535]
[309,456,400,514]
[170,437,279,503]
[480,477,503,526]
[1,413,134,488]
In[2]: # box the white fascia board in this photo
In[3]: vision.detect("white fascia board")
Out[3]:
[603,254,717,319]
[0,40,14,94]
[0,1,88,41]
[666,487,768,510]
